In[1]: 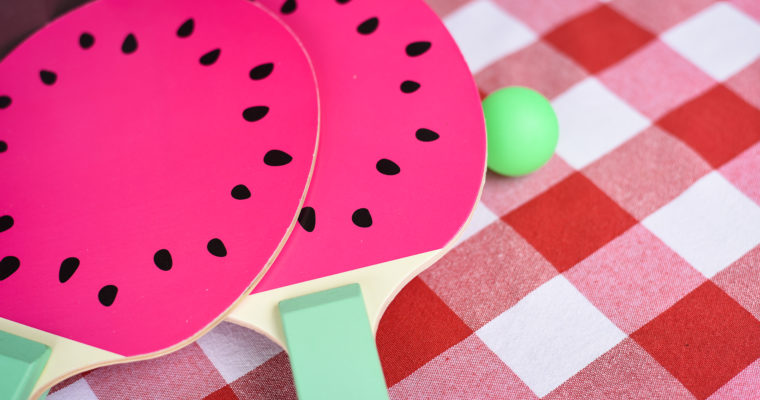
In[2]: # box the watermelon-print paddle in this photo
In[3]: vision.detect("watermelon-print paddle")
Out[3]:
[0,0,319,398]
[226,1,486,398]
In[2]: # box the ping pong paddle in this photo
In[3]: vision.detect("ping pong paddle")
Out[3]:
[0,0,319,397]
[226,1,486,398]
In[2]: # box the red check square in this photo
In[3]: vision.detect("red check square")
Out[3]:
[504,172,637,272]
[377,277,473,387]
[204,385,238,400]
[544,5,655,74]
[631,282,760,399]
[657,85,760,168]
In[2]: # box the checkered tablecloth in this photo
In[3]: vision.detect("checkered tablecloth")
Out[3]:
[43,0,760,399]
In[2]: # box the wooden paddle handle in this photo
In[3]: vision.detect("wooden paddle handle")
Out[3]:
[278,284,389,400]
[0,330,50,400]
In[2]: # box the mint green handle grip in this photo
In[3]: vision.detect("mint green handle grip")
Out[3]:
[279,284,389,400]
[0,330,51,400]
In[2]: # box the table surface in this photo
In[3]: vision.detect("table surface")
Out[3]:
[9,0,760,399]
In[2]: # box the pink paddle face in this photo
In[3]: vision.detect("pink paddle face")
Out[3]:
[0,0,318,356]
[254,0,486,292]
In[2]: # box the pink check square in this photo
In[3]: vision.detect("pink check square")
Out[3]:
[726,59,760,110]
[494,0,598,34]
[713,245,760,322]
[610,0,716,34]
[583,126,711,220]
[565,224,705,334]
[721,142,760,207]
[85,343,226,400]
[421,221,557,330]
[599,40,715,120]
[708,358,760,400]
[545,339,694,399]
[481,155,574,217]
[389,335,537,400]
[475,41,587,100]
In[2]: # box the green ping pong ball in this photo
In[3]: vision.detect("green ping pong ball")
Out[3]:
[483,86,559,177]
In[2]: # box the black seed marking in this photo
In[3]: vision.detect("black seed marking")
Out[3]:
[207,238,227,257]
[154,249,172,271]
[40,70,57,85]
[352,208,373,228]
[376,159,400,175]
[298,207,315,232]
[0,215,13,232]
[243,106,269,122]
[231,184,251,200]
[406,41,431,57]
[79,32,95,49]
[357,17,379,34]
[59,257,79,283]
[121,33,137,54]
[401,80,420,93]
[0,141,6,153]
[336,0,351,3]
[177,18,194,38]
[281,0,296,14]
[0,96,10,109]
[0,256,20,281]
[264,150,292,166]
[249,63,274,80]
[98,285,118,306]
[416,128,440,142]
[199,49,221,66]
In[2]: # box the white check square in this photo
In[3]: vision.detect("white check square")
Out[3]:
[197,322,282,383]
[476,275,625,397]
[455,201,499,245]
[553,78,650,169]
[662,3,760,81]
[643,171,760,278]
[444,0,536,73]
[48,379,98,400]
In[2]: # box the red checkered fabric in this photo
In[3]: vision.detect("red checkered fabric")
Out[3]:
[47,0,760,399]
